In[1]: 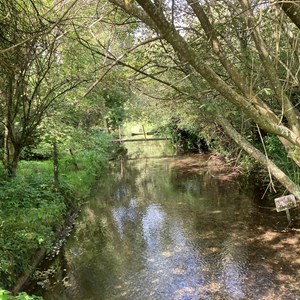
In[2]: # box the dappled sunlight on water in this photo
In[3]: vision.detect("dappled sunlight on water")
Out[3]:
[30,158,300,300]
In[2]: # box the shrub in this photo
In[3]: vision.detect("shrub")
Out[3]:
[0,175,66,288]
[0,288,42,300]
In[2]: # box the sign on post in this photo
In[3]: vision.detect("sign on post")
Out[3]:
[274,194,297,212]
[274,194,297,225]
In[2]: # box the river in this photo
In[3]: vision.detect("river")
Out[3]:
[30,156,300,300]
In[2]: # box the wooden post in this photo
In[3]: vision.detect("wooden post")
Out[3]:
[285,209,291,225]
[142,125,147,140]
[53,141,60,191]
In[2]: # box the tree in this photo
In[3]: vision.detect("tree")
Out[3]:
[104,0,300,198]
[0,0,81,175]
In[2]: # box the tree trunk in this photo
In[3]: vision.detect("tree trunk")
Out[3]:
[280,1,300,30]
[3,120,20,177]
[6,152,20,177]
[217,116,300,200]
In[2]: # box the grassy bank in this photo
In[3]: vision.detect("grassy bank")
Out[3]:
[0,132,116,298]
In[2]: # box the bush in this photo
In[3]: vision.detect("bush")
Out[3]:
[0,288,42,300]
[0,175,66,288]
[59,130,113,196]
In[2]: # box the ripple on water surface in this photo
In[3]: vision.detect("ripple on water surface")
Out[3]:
[30,158,300,300]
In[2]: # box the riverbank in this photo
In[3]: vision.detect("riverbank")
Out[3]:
[5,153,297,299]
[169,154,242,181]
[0,139,113,298]
[0,168,68,290]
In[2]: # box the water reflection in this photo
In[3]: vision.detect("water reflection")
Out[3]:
[113,198,138,237]
[31,158,300,300]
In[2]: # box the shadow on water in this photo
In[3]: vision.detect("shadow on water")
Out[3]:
[29,157,300,300]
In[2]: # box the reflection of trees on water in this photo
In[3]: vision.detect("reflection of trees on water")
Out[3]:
[38,158,300,300]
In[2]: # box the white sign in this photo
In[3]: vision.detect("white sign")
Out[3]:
[274,194,297,212]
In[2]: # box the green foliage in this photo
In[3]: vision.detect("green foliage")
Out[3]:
[102,89,128,131]
[0,0,85,176]
[0,127,114,289]
[0,174,66,288]
[156,117,209,154]
[0,289,42,300]
[57,130,113,197]
[264,135,300,183]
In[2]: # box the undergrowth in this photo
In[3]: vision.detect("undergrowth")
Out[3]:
[0,288,42,299]
[0,131,115,297]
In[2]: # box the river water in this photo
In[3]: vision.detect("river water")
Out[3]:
[31,157,300,300]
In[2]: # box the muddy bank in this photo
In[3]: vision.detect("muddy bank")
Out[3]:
[169,154,242,180]
[12,209,79,295]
